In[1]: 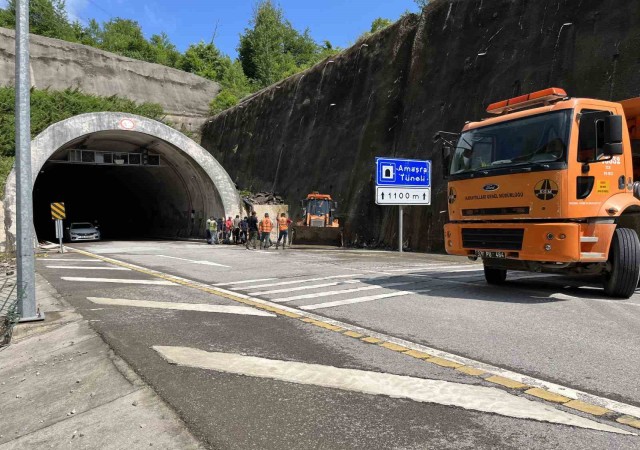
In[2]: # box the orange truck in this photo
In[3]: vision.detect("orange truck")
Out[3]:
[437,87,640,298]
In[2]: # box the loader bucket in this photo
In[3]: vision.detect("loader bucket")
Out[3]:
[291,226,343,246]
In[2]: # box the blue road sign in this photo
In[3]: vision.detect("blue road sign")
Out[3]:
[376,157,431,187]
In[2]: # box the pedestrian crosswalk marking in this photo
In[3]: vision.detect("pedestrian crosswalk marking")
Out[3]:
[157,255,230,268]
[236,274,362,290]
[249,279,361,296]
[212,278,277,286]
[274,280,427,303]
[300,289,431,311]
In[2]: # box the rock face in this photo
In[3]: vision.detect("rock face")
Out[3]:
[201,0,640,251]
[0,27,219,134]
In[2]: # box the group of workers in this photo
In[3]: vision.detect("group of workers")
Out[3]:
[205,211,292,250]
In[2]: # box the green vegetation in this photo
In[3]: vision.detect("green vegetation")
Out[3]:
[238,1,339,89]
[358,17,394,40]
[0,86,165,192]
[0,0,346,114]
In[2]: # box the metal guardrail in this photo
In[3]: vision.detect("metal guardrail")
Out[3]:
[0,273,21,347]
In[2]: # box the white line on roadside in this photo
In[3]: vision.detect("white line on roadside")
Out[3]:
[387,265,481,273]
[301,289,431,310]
[156,255,230,268]
[274,280,427,303]
[41,258,100,262]
[87,297,275,317]
[249,279,362,296]
[61,277,176,285]
[47,265,130,271]
[212,278,277,286]
[153,346,628,434]
[236,274,362,290]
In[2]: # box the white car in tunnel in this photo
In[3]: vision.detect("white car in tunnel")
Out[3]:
[66,222,101,242]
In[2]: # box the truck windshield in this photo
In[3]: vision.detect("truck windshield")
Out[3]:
[307,200,330,215]
[450,110,572,175]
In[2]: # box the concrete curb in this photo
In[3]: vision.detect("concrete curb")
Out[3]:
[0,274,203,449]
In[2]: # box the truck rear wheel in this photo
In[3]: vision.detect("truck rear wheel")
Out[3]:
[484,265,507,285]
[603,228,640,298]
[604,228,640,298]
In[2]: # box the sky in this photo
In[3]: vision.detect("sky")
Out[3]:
[1,0,421,57]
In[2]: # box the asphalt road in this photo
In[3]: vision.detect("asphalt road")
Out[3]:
[35,240,640,449]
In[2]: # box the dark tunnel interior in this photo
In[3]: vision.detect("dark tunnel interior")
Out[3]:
[32,131,223,242]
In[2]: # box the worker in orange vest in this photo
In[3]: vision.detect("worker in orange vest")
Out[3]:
[259,213,273,249]
[276,212,292,250]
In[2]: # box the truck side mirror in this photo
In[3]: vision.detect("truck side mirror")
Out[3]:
[603,115,623,156]
[441,145,452,178]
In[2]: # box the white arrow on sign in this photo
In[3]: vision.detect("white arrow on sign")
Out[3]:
[375,187,431,205]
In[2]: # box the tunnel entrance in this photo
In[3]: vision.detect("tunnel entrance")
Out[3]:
[4,113,242,248]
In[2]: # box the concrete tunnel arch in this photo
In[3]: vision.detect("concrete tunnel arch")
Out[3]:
[4,112,242,247]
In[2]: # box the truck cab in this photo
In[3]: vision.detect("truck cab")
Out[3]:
[440,88,640,298]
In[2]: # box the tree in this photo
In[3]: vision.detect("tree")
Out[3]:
[0,0,79,41]
[414,0,431,9]
[149,32,182,68]
[358,17,393,41]
[238,0,322,88]
[370,18,393,33]
[99,18,154,62]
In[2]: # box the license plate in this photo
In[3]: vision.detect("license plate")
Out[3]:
[475,251,506,259]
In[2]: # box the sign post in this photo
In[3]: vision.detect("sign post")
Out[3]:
[51,202,66,253]
[375,157,431,252]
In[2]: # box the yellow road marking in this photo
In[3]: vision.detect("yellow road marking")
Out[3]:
[525,388,571,404]
[379,342,410,352]
[343,330,364,338]
[564,400,610,416]
[456,366,486,376]
[485,375,529,390]
[616,415,640,429]
[426,357,463,369]
[404,349,432,359]
[361,336,383,344]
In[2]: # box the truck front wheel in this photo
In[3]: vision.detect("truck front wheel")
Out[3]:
[603,227,640,298]
[484,265,507,285]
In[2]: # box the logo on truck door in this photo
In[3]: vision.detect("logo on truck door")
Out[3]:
[483,184,499,191]
[448,187,457,204]
[534,179,559,200]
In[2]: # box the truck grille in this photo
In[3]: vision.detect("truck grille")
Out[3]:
[461,228,524,250]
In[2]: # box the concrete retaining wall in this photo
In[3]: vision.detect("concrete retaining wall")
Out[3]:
[0,27,219,133]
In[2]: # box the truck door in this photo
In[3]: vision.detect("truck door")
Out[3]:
[575,108,626,211]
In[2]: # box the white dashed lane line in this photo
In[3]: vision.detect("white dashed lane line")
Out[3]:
[46,265,131,271]
[87,297,276,317]
[61,277,177,285]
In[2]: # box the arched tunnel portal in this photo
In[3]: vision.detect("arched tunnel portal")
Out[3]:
[4,112,242,247]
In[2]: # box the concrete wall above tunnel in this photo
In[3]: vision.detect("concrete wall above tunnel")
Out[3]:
[4,112,242,248]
